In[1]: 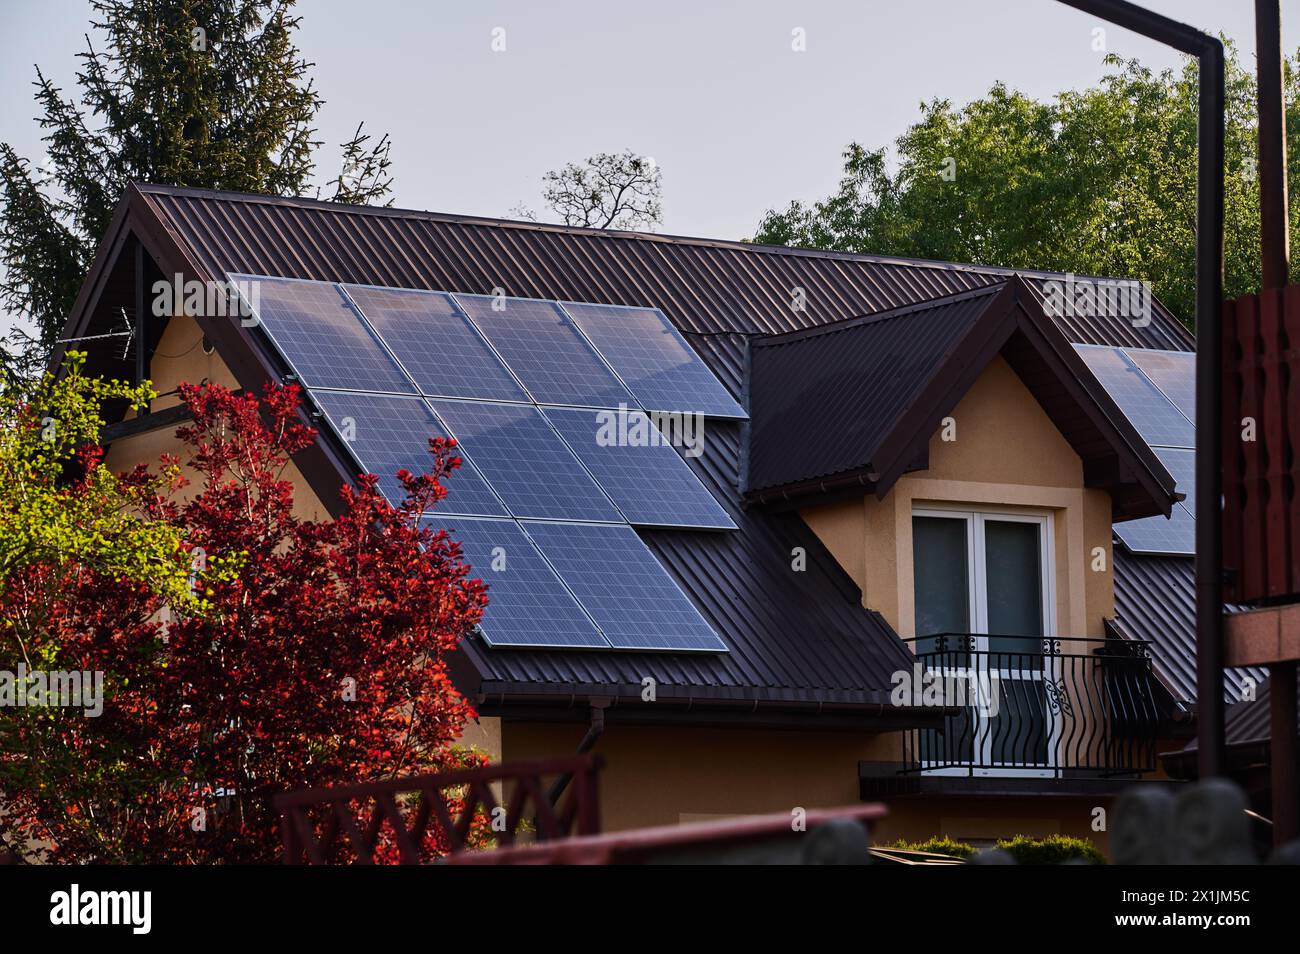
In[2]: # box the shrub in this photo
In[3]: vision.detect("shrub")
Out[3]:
[884,836,977,858]
[994,834,1106,865]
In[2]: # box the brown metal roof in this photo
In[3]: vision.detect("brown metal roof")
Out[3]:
[65,184,1199,717]
[745,279,1178,521]
[1111,548,1263,705]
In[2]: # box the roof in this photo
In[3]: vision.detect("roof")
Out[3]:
[65,183,1199,718]
[745,279,1177,520]
[1164,672,1299,777]
[1112,548,1263,705]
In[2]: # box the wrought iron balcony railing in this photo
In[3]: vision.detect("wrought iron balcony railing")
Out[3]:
[896,634,1158,778]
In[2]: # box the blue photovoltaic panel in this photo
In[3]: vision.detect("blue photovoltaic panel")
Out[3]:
[1115,501,1195,556]
[1115,446,1197,556]
[430,400,622,522]
[1154,446,1196,509]
[1124,349,1196,423]
[1074,344,1194,448]
[232,275,414,394]
[542,406,735,530]
[522,522,728,652]
[343,284,528,402]
[420,517,608,649]
[311,391,506,516]
[561,302,746,418]
[455,294,634,407]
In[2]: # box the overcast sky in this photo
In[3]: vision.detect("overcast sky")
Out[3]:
[1,0,1296,335]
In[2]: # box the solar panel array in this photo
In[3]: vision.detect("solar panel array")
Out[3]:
[232,274,736,652]
[1073,345,1196,556]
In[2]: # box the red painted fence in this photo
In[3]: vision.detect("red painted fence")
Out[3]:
[1222,287,1300,603]
[275,754,604,864]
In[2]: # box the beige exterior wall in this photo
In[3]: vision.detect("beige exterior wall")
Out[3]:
[801,355,1115,641]
[501,720,1110,853]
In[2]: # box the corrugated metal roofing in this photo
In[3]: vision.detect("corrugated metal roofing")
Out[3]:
[1177,672,1299,755]
[102,184,1200,709]
[1112,548,1263,704]
[748,286,1003,493]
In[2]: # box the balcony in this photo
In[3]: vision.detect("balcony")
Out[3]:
[862,634,1160,795]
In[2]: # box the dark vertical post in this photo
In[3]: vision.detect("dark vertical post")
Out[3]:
[1256,0,1290,289]
[1195,37,1227,779]
[1256,0,1298,846]
[133,236,149,414]
[1271,662,1299,844]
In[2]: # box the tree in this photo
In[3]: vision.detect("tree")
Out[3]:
[0,0,396,380]
[0,351,198,859]
[754,47,1282,326]
[0,381,488,863]
[515,150,662,230]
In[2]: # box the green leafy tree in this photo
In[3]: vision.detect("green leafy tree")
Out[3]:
[0,0,395,380]
[755,46,1289,326]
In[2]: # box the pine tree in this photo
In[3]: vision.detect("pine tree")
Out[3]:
[0,0,395,380]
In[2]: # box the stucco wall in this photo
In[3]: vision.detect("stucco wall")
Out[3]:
[501,719,1110,852]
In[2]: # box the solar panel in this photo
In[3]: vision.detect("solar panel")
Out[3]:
[454,294,634,407]
[1124,349,1196,423]
[311,391,506,516]
[1154,446,1196,509]
[343,284,528,402]
[430,400,622,522]
[561,302,747,418]
[522,522,728,652]
[1074,344,1194,448]
[420,517,608,649]
[542,406,735,529]
[1114,502,1195,556]
[232,276,414,394]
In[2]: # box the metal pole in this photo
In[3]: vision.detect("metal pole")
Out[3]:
[1256,0,1290,289]
[1193,37,1227,780]
[1056,0,1226,778]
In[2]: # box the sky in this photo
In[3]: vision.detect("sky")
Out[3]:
[1,0,1297,334]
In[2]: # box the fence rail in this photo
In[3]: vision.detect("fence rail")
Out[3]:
[275,754,604,864]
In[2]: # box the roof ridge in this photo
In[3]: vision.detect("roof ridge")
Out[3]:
[751,282,1008,349]
[131,182,1153,286]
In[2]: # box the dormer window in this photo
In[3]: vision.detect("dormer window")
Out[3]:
[912,507,1056,776]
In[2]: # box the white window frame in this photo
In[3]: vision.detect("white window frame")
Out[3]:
[912,506,1058,778]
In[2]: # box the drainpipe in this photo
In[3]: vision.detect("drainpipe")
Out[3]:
[546,701,607,807]
[1057,0,1226,778]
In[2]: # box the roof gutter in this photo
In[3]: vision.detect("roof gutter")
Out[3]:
[1056,0,1225,778]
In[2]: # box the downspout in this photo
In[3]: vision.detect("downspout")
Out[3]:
[1056,0,1226,777]
[546,701,607,807]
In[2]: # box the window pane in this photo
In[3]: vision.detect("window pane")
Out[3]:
[912,516,970,637]
[983,520,1044,650]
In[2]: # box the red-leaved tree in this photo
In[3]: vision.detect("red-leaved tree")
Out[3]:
[2,382,489,863]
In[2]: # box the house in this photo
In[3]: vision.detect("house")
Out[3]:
[61,183,1238,851]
